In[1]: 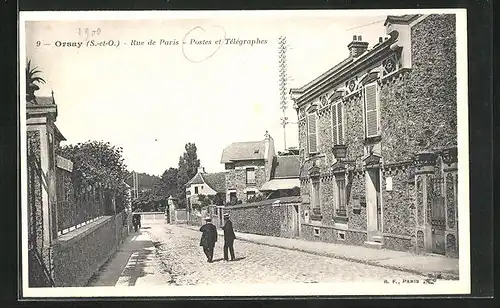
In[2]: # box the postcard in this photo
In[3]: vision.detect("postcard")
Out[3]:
[19,9,469,298]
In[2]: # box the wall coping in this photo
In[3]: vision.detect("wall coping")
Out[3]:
[302,223,368,234]
[54,216,113,248]
[225,196,301,210]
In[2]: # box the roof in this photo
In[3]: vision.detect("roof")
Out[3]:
[384,14,420,26]
[35,96,55,105]
[202,172,226,193]
[220,140,266,163]
[185,171,226,193]
[272,155,300,179]
[185,172,205,187]
[260,178,300,191]
[289,29,400,106]
[290,57,353,94]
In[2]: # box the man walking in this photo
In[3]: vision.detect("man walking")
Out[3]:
[199,217,217,263]
[222,213,236,261]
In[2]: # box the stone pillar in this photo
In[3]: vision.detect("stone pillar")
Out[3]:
[26,102,62,283]
[441,147,459,257]
[167,196,178,223]
[413,151,438,253]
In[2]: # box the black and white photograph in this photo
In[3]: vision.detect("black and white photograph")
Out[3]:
[19,9,469,297]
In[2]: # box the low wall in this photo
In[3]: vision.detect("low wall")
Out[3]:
[174,209,187,222]
[134,212,166,226]
[224,197,300,238]
[52,212,128,287]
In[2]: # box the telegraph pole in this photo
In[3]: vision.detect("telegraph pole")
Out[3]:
[278,36,289,150]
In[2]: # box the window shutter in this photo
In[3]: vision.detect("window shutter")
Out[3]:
[307,114,318,153]
[364,83,379,137]
[331,104,338,145]
[337,103,343,144]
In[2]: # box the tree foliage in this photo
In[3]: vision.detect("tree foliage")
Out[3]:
[60,140,129,212]
[176,143,200,206]
[130,142,201,212]
[26,60,46,103]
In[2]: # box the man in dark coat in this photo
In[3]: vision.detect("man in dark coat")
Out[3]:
[199,217,217,263]
[221,213,236,261]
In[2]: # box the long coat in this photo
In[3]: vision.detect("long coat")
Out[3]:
[222,219,236,242]
[199,223,217,247]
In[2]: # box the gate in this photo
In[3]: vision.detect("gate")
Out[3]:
[430,175,446,254]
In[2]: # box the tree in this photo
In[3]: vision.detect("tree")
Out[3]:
[60,140,129,213]
[176,143,200,206]
[26,60,46,103]
[160,167,180,200]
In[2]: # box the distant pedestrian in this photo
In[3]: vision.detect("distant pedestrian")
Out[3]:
[199,217,217,263]
[132,214,141,232]
[221,213,236,261]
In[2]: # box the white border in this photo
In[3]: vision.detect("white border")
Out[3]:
[19,8,470,298]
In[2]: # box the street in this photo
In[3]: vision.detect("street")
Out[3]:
[143,224,425,286]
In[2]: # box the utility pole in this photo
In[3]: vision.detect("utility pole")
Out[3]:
[278,36,288,149]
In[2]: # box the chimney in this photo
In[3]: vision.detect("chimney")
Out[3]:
[197,166,206,174]
[347,35,369,58]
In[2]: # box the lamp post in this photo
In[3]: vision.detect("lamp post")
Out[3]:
[332,144,348,161]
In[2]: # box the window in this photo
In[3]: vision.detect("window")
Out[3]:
[307,113,318,153]
[314,227,320,237]
[338,230,346,240]
[311,180,321,216]
[225,163,235,170]
[363,82,380,138]
[194,186,199,194]
[336,176,347,217]
[246,191,256,200]
[332,101,344,145]
[246,168,256,184]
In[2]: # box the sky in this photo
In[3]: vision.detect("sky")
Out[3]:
[24,12,387,176]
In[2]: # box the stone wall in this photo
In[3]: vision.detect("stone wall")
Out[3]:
[52,213,128,287]
[300,224,367,246]
[381,166,416,237]
[225,160,267,202]
[381,14,457,164]
[223,197,300,238]
[27,131,43,251]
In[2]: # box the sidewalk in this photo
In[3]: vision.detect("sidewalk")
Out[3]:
[181,224,459,280]
[87,231,167,287]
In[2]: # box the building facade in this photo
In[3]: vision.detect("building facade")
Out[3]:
[290,14,458,256]
[185,167,226,208]
[220,133,276,203]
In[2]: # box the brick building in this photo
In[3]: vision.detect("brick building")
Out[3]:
[290,14,458,256]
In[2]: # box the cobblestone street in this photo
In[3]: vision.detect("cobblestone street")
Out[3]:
[145,224,425,286]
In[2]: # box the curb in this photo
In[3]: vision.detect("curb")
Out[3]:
[179,224,459,281]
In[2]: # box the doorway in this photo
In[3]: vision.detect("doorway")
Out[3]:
[431,175,446,254]
[293,205,300,237]
[366,168,382,239]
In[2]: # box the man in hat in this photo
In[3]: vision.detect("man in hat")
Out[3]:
[222,213,236,261]
[199,217,217,263]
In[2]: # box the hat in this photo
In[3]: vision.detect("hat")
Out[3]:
[205,217,212,222]
[223,213,230,218]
